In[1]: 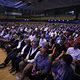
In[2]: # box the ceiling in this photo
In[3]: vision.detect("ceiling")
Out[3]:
[35,0,80,10]
[0,0,80,10]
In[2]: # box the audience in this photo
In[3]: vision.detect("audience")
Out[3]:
[0,22,80,80]
[0,35,25,68]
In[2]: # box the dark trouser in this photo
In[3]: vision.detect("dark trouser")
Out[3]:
[6,46,12,54]
[44,71,54,80]
[12,56,22,71]
[0,40,5,48]
[4,49,19,65]
[30,74,47,80]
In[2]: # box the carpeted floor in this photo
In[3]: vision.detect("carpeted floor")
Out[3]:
[0,48,29,80]
[0,48,17,80]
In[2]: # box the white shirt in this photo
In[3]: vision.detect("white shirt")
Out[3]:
[54,31,57,37]
[21,45,28,55]
[28,29,32,32]
[24,27,27,32]
[3,34,9,38]
[17,40,23,49]
[35,28,38,31]
[29,35,35,41]
[7,27,10,30]
[26,47,40,63]
[44,27,48,31]
[40,27,43,30]
[49,32,54,37]
[0,31,4,36]
[66,47,80,60]
[39,38,47,47]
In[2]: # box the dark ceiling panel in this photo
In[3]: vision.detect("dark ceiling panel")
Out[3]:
[33,0,80,10]
[0,0,80,10]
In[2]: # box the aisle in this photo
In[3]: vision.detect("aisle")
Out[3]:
[0,49,30,80]
[0,48,18,80]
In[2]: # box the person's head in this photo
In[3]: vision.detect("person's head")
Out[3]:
[32,32,35,36]
[19,35,24,40]
[31,41,39,49]
[25,39,31,45]
[41,34,45,39]
[76,36,80,42]
[75,36,80,49]
[74,41,80,49]
[62,54,73,65]
[49,38,52,43]
[13,34,18,39]
[68,35,73,41]
[54,43,60,51]
[33,38,39,43]
[60,40,64,46]
[40,46,48,57]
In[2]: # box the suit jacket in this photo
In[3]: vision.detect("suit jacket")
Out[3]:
[11,40,19,49]
[17,40,26,52]
[8,38,15,45]
[22,44,31,58]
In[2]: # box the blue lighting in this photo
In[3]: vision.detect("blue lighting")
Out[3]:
[48,20,50,21]
[15,4,24,8]
[14,1,22,5]
[67,20,69,21]
[63,20,64,21]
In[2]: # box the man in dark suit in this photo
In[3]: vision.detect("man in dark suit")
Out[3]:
[0,35,25,68]
[16,40,40,80]
[10,39,31,74]
[5,35,19,54]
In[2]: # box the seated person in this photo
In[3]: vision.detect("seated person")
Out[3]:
[5,34,18,54]
[0,35,25,68]
[66,40,80,63]
[16,40,40,80]
[39,34,47,47]
[31,46,51,80]
[9,39,31,74]
[51,54,74,80]
[16,46,51,80]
